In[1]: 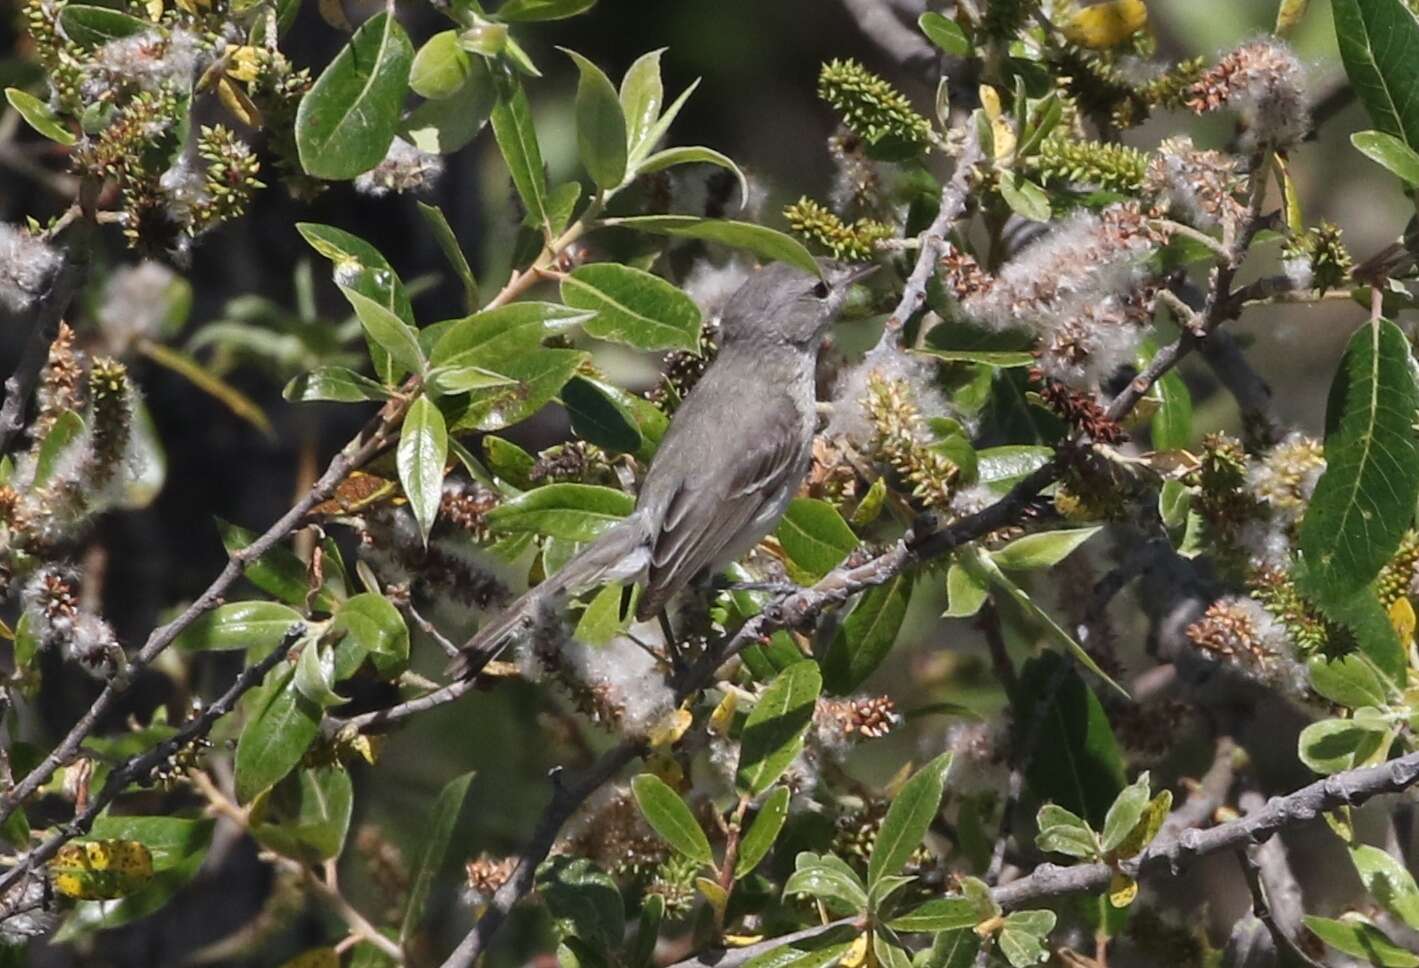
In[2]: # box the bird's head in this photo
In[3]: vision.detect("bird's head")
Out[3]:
[718,259,877,348]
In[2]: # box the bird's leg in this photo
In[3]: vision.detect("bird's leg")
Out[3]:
[656,610,686,672]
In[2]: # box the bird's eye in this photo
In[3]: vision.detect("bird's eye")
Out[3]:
[811,280,831,299]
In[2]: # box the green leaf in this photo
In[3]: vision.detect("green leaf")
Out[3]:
[561,264,702,353]
[558,49,628,190]
[5,88,76,145]
[1034,803,1100,859]
[918,929,981,968]
[1333,0,1419,151]
[219,520,342,613]
[538,856,625,955]
[783,854,869,914]
[429,301,591,367]
[741,926,860,968]
[234,665,322,803]
[296,12,413,180]
[417,201,479,310]
[1350,844,1419,930]
[976,446,1053,494]
[484,435,536,490]
[1298,319,1419,603]
[341,286,425,378]
[775,498,858,584]
[490,72,549,233]
[57,5,147,46]
[630,773,712,865]
[886,896,980,933]
[998,910,1055,967]
[630,79,701,166]
[1352,129,1419,186]
[293,640,345,708]
[87,816,214,871]
[998,172,1052,222]
[251,764,353,862]
[1099,772,1150,854]
[427,365,516,395]
[821,573,913,694]
[1297,712,1392,775]
[297,223,411,383]
[563,376,642,454]
[918,12,971,55]
[944,560,989,619]
[1304,915,1419,967]
[735,786,790,879]
[629,895,663,968]
[487,483,632,542]
[444,348,588,432]
[1308,653,1390,708]
[1014,652,1126,826]
[603,216,821,276]
[915,347,1034,367]
[1313,585,1408,683]
[496,0,596,21]
[410,31,472,100]
[964,548,1126,695]
[400,771,475,944]
[868,752,952,886]
[284,367,393,403]
[637,146,748,208]
[989,527,1100,571]
[175,602,302,653]
[573,582,624,645]
[401,56,496,155]
[873,931,913,968]
[1152,367,1193,450]
[619,49,665,156]
[398,396,448,546]
[33,410,84,487]
[332,593,410,679]
[737,661,823,795]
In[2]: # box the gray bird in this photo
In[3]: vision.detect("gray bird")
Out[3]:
[449,259,874,678]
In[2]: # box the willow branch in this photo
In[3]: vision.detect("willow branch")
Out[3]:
[0,406,402,829]
[669,749,1419,968]
[0,625,305,908]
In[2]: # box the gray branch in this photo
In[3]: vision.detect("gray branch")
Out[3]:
[0,626,305,908]
[669,750,1419,968]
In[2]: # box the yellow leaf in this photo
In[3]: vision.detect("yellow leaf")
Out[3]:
[1389,597,1415,645]
[278,949,340,968]
[138,341,272,437]
[979,85,1004,121]
[1274,154,1303,235]
[50,840,154,899]
[317,0,352,30]
[840,932,869,968]
[145,0,163,20]
[725,934,765,947]
[1324,806,1355,844]
[645,750,684,788]
[216,76,264,128]
[1112,789,1173,860]
[1274,0,1310,34]
[696,877,728,920]
[648,707,692,748]
[226,45,264,85]
[1061,0,1148,49]
[709,690,737,736]
[1108,870,1138,908]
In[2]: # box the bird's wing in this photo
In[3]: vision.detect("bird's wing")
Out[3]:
[637,401,808,620]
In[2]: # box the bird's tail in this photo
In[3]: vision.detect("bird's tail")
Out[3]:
[446,519,646,679]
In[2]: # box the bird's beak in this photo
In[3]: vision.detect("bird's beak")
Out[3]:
[837,263,880,287]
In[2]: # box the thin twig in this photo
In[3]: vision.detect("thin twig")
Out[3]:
[666,748,1419,968]
[1236,847,1326,968]
[0,411,401,830]
[437,741,644,968]
[0,625,305,907]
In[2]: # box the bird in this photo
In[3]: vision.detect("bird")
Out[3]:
[448,259,875,678]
